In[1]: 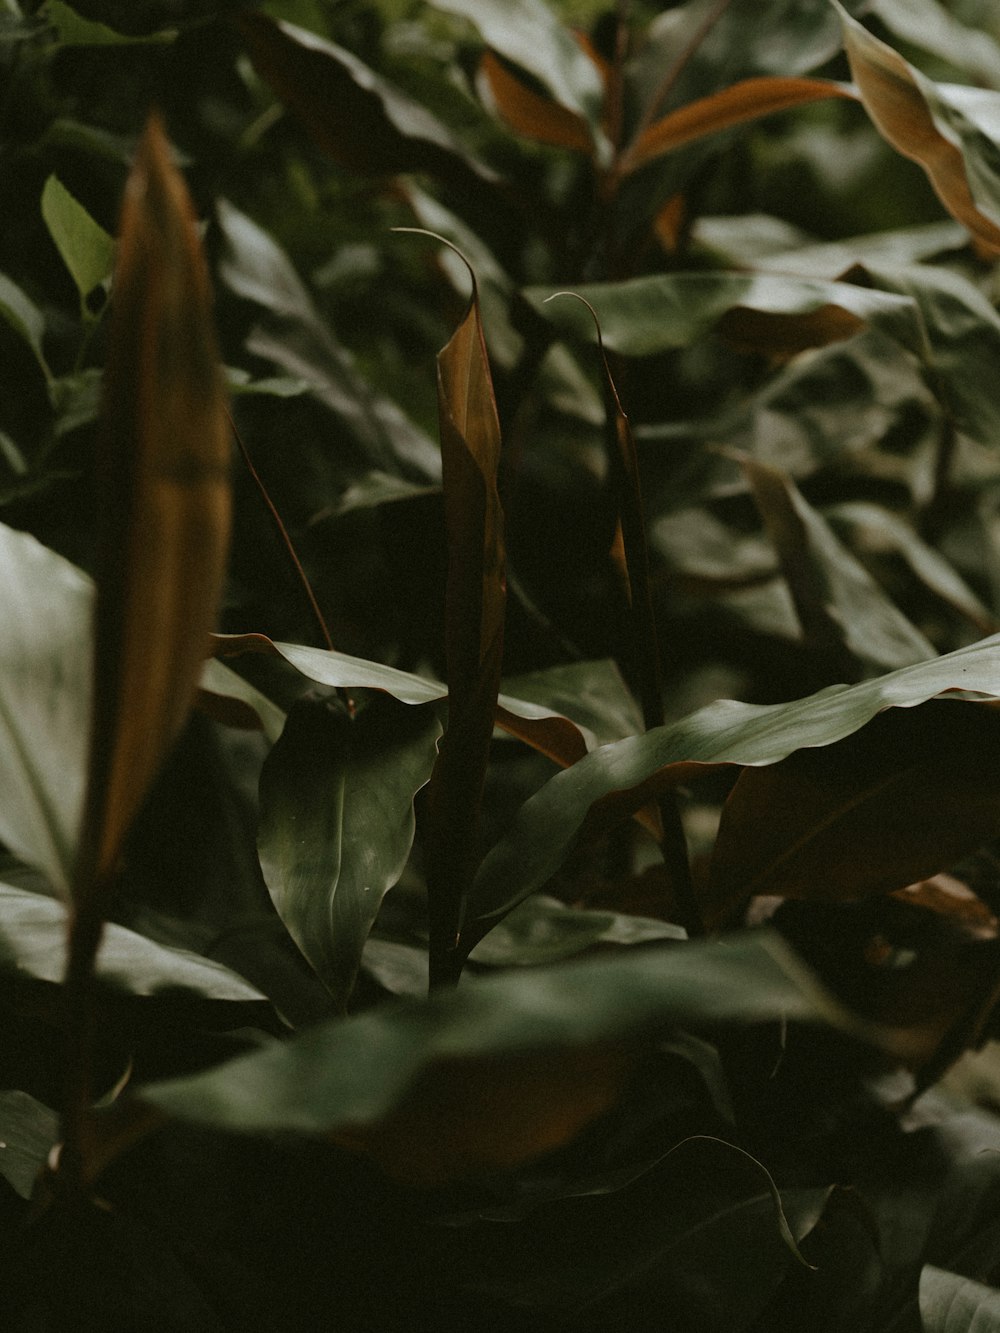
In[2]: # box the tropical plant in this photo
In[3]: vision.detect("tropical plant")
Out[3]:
[4,0,1000,1328]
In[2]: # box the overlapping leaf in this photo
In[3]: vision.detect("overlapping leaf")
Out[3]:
[466,633,1000,930]
[706,702,1000,928]
[141,929,868,1182]
[480,50,593,153]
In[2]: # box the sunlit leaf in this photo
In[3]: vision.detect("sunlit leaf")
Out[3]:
[75,112,231,903]
[41,175,115,310]
[480,50,593,152]
[739,453,935,672]
[706,702,1000,928]
[142,929,872,1182]
[834,2,1000,253]
[920,1265,1000,1330]
[622,77,854,175]
[466,632,1000,929]
[257,694,442,1011]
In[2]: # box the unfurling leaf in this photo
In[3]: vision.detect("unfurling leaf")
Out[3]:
[835,2,1000,254]
[392,230,505,986]
[75,113,231,906]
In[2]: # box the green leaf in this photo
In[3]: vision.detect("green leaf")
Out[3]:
[141,930,868,1152]
[0,1090,59,1200]
[468,894,684,966]
[428,0,605,130]
[526,271,916,358]
[0,523,91,896]
[0,271,50,378]
[867,0,1000,87]
[45,0,175,45]
[466,631,1000,928]
[919,1265,1000,1331]
[257,694,442,1010]
[0,880,267,1003]
[40,174,115,308]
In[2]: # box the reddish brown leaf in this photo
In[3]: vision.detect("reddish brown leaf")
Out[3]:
[621,77,855,176]
[705,702,1000,930]
[837,4,1000,255]
[76,113,231,904]
[481,50,593,153]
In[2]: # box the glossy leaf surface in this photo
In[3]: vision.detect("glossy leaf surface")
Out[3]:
[257,695,442,1010]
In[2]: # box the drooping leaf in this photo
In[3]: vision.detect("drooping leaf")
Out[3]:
[739,453,936,672]
[919,1265,1000,1331]
[257,694,442,1011]
[622,77,855,175]
[141,929,872,1182]
[527,271,916,358]
[834,2,1000,253]
[480,51,593,152]
[40,175,115,310]
[705,701,1000,928]
[0,271,51,379]
[235,14,498,195]
[465,632,1000,930]
[429,0,604,129]
[0,880,267,1004]
[74,112,231,903]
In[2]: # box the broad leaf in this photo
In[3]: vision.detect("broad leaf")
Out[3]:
[46,0,175,45]
[527,271,915,358]
[40,174,115,308]
[468,894,684,966]
[0,524,91,896]
[257,695,442,1011]
[142,929,869,1182]
[0,1091,59,1200]
[75,113,231,903]
[920,1265,1000,1331]
[835,2,1000,253]
[429,0,604,128]
[706,702,1000,927]
[868,0,1000,87]
[0,880,267,1004]
[480,51,593,153]
[466,632,1000,930]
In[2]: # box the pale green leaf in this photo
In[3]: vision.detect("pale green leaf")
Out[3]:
[41,174,115,305]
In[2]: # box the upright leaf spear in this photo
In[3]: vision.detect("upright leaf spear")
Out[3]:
[61,113,231,1189]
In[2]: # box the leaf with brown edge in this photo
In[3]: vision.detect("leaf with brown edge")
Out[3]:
[480,50,593,153]
[621,77,855,176]
[76,112,230,906]
[705,701,1000,931]
[394,230,505,988]
[834,1,1000,255]
[236,13,499,197]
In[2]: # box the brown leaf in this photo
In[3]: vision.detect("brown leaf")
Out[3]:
[75,113,230,903]
[706,702,1000,929]
[836,3,1000,255]
[333,1044,628,1186]
[481,50,593,153]
[621,77,855,176]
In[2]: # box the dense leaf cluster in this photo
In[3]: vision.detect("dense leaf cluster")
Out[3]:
[5,0,1000,1328]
